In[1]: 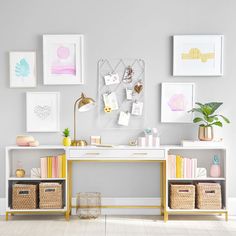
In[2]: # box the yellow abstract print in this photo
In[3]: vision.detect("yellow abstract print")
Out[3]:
[181,48,215,63]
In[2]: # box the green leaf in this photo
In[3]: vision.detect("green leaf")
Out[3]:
[211,121,223,127]
[204,115,214,123]
[193,117,204,123]
[205,102,223,114]
[220,115,230,123]
[202,105,213,116]
[188,108,203,114]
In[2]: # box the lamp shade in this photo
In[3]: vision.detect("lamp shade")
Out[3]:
[78,93,95,112]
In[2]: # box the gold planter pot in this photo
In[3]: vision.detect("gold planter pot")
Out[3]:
[198,126,214,141]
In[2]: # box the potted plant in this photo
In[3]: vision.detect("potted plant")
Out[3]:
[189,102,230,141]
[62,128,72,146]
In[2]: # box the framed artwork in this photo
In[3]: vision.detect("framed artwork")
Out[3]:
[26,92,60,132]
[9,52,36,88]
[161,83,195,123]
[173,35,224,76]
[43,34,84,85]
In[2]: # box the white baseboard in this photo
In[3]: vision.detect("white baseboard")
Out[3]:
[1,197,236,216]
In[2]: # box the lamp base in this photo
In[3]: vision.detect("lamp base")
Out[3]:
[71,140,88,146]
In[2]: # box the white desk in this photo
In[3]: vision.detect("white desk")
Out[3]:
[66,146,167,221]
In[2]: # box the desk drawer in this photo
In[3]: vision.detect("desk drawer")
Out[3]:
[68,149,165,159]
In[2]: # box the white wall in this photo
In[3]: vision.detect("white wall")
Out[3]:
[0,0,235,198]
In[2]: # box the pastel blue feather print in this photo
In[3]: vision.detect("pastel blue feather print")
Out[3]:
[15,58,30,77]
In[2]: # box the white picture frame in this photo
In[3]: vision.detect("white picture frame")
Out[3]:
[26,92,60,132]
[173,35,224,76]
[43,34,84,85]
[9,51,36,88]
[161,83,195,123]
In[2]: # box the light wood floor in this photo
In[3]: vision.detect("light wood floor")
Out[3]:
[0,215,235,236]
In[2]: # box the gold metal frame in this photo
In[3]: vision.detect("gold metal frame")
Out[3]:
[66,159,167,221]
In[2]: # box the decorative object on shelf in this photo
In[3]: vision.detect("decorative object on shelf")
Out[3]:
[72,93,95,146]
[161,83,195,123]
[15,160,25,177]
[76,192,101,219]
[196,183,222,209]
[122,66,134,83]
[189,102,230,141]
[62,128,71,146]
[173,35,224,76]
[26,92,60,132]
[16,135,35,146]
[43,34,84,85]
[138,136,146,147]
[98,58,145,129]
[30,168,41,178]
[210,155,221,178]
[90,136,101,145]
[152,128,160,147]
[39,182,63,209]
[128,138,137,146]
[196,168,207,178]
[29,140,40,147]
[9,51,36,88]
[134,80,143,94]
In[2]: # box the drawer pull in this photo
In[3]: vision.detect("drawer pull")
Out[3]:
[132,153,148,155]
[85,152,100,155]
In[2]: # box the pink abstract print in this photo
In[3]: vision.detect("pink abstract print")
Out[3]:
[51,44,76,75]
[168,94,187,111]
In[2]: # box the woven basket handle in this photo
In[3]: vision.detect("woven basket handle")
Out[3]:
[45,188,56,193]
[205,190,215,194]
[178,189,189,193]
[18,190,30,195]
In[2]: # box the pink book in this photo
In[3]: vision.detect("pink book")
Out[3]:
[168,155,173,178]
[40,157,47,178]
[172,155,176,178]
[52,156,57,178]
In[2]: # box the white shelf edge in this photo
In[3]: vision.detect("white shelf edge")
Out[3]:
[6,145,66,150]
[167,207,227,213]
[6,208,67,212]
[8,177,66,181]
[168,178,226,181]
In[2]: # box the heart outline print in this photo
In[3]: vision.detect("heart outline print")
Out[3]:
[34,105,52,120]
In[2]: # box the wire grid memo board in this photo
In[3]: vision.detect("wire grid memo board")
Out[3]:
[98,58,145,129]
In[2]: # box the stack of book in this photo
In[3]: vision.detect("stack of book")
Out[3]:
[40,154,66,178]
[168,155,198,178]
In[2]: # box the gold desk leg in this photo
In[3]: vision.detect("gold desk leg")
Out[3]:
[163,161,168,222]
[160,162,164,216]
[225,212,228,221]
[5,212,9,221]
[66,160,72,220]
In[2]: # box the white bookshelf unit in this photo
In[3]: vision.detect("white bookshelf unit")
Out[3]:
[5,145,67,220]
[165,146,228,221]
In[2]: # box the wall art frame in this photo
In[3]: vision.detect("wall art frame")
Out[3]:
[161,82,195,123]
[173,35,224,76]
[26,92,60,132]
[9,51,36,88]
[43,34,84,85]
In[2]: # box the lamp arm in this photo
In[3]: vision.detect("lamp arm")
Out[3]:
[73,98,82,141]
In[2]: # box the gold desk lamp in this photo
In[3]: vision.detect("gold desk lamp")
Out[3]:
[72,93,95,146]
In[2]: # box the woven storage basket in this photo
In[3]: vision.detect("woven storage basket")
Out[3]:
[197,183,222,209]
[170,184,195,209]
[12,184,37,209]
[76,192,101,219]
[39,183,62,209]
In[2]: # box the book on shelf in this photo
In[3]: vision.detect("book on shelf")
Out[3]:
[40,154,66,178]
[182,140,224,147]
[168,154,197,179]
